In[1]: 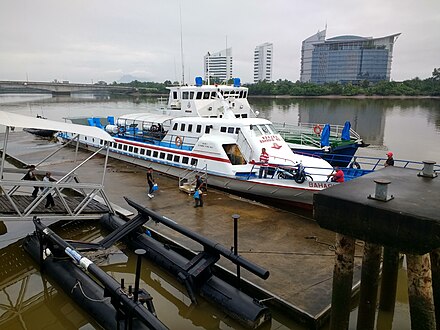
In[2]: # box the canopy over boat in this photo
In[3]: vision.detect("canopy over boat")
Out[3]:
[0,111,114,142]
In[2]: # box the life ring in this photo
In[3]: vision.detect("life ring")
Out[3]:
[118,126,125,134]
[313,125,322,135]
[175,136,183,147]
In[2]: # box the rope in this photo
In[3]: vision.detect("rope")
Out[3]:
[71,280,109,303]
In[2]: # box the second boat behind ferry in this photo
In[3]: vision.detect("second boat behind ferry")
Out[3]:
[62,82,336,209]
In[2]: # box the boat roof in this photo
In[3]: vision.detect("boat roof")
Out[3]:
[173,116,272,125]
[118,113,174,123]
[0,111,114,142]
[167,84,248,92]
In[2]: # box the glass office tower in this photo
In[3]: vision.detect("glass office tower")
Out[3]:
[300,31,400,84]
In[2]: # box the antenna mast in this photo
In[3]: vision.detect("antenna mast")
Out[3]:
[179,5,185,85]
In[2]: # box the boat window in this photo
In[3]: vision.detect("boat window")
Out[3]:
[210,92,216,99]
[182,156,189,164]
[223,144,247,165]
[191,158,198,166]
[205,125,212,134]
[123,145,128,151]
[224,91,229,96]
[243,91,247,98]
[153,151,158,158]
[182,92,189,99]
[235,114,240,118]
[228,127,234,134]
[173,91,178,99]
[167,154,173,161]
[134,147,138,154]
[203,92,210,99]
[196,125,202,133]
[180,123,186,131]
[188,124,193,132]
[220,127,227,133]
[173,123,178,130]
[173,155,180,162]
[196,92,202,99]
[117,144,122,150]
[140,149,145,155]
[267,124,278,134]
[146,149,151,156]
[251,124,263,137]
[236,127,241,134]
[99,140,103,145]
[260,125,270,134]
[128,146,133,152]
[239,90,243,98]
[190,91,194,99]
[242,114,248,118]
[160,152,165,159]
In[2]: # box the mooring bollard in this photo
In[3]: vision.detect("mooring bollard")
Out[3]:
[330,233,356,330]
[356,242,382,330]
[406,253,436,330]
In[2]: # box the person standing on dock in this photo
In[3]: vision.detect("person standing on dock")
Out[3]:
[23,165,39,198]
[147,167,155,199]
[194,174,205,208]
[385,152,394,167]
[258,148,270,178]
[43,172,55,209]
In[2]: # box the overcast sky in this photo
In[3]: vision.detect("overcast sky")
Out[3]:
[1,0,439,84]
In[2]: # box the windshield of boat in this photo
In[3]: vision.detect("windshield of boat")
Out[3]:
[252,124,278,136]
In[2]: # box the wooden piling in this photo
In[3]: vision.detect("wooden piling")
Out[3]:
[330,233,356,330]
[356,242,382,330]
[378,247,399,312]
[430,248,440,330]
[406,253,436,330]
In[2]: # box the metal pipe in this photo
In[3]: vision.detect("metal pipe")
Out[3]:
[33,219,168,330]
[232,214,240,288]
[125,198,269,280]
[134,249,146,302]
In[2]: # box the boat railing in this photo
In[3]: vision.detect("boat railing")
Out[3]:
[273,122,361,143]
[178,165,208,193]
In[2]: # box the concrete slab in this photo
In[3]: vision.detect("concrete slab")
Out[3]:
[314,166,440,254]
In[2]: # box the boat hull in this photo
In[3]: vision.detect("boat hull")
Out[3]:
[77,142,334,210]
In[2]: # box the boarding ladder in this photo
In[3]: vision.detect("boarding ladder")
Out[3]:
[178,165,208,194]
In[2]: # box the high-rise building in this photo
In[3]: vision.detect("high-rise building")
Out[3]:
[253,42,273,82]
[204,48,233,82]
[300,30,400,84]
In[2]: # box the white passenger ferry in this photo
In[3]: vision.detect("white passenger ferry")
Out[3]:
[61,78,336,209]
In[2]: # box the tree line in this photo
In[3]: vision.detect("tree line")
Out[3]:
[112,68,440,96]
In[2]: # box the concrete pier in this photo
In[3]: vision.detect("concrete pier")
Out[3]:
[314,165,440,329]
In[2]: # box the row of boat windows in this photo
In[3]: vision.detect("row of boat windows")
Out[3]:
[173,90,248,100]
[171,122,241,135]
[89,137,200,166]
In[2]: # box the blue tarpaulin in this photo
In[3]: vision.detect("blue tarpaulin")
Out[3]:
[320,124,330,147]
[341,121,351,141]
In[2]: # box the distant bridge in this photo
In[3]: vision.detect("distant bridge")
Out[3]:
[0,80,148,96]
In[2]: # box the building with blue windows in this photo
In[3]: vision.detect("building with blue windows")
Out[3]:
[300,30,400,84]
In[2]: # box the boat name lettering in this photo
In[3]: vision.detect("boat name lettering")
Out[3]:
[308,182,334,189]
[259,135,280,143]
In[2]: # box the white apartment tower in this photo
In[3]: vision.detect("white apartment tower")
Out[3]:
[253,42,273,82]
[204,48,233,82]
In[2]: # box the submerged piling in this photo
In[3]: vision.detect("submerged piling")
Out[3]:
[406,253,436,330]
[356,242,382,330]
[429,248,440,330]
[329,233,356,330]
